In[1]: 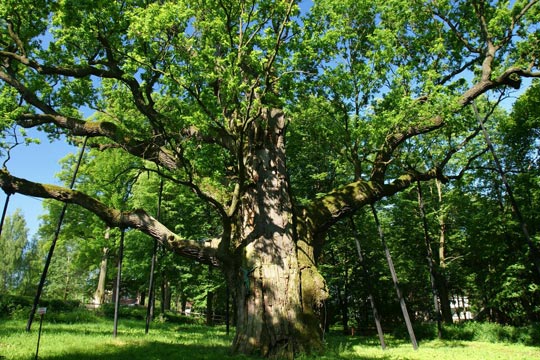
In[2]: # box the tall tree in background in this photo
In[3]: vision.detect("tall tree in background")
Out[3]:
[0,209,30,292]
[1,0,540,357]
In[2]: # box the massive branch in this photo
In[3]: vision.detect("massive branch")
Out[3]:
[302,167,442,243]
[0,169,220,266]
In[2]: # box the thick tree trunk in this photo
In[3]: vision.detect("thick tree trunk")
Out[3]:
[229,109,326,359]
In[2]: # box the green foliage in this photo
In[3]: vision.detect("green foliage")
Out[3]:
[0,294,32,319]
[0,293,80,319]
[97,304,146,320]
[440,322,540,346]
[0,209,34,293]
[387,321,540,347]
[502,79,540,168]
[155,310,206,326]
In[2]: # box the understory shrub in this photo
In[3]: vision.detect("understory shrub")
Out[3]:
[97,303,147,320]
[392,321,540,346]
[0,294,81,319]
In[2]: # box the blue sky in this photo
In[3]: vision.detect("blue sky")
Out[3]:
[1,128,76,240]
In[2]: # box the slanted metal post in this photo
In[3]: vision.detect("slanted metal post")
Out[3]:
[26,137,88,332]
[371,204,418,350]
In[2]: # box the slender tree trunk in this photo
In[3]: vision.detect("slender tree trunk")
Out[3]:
[160,277,171,313]
[181,292,187,314]
[206,290,214,326]
[416,181,442,338]
[63,254,71,301]
[435,179,454,324]
[139,290,145,306]
[453,295,461,322]
[341,276,350,335]
[94,228,110,305]
[329,251,349,335]
[336,275,349,335]
[146,179,163,333]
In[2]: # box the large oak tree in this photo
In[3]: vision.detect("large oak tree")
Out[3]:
[1,0,539,357]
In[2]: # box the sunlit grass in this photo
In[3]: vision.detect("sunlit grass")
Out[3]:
[314,335,540,360]
[0,318,242,360]
[1,318,539,359]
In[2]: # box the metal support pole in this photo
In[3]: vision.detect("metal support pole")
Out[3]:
[0,193,11,237]
[34,308,46,359]
[371,205,418,350]
[350,217,386,349]
[26,137,88,332]
[113,229,125,338]
[34,313,44,360]
[146,179,163,334]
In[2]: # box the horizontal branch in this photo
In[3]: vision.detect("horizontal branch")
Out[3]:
[16,113,180,170]
[0,50,121,79]
[370,116,444,183]
[0,169,220,266]
[460,67,540,105]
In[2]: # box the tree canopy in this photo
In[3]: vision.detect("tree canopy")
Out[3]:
[1,0,539,357]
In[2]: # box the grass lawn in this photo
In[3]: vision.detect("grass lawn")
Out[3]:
[1,317,539,359]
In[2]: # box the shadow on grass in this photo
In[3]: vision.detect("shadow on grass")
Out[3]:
[4,321,492,360]
[41,340,250,360]
[40,339,390,360]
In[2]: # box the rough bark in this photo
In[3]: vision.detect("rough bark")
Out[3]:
[228,109,325,358]
[0,1,539,356]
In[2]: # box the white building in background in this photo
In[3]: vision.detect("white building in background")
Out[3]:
[451,295,473,322]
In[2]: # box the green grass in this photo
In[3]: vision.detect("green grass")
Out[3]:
[0,317,242,360]
[1,317,539,359]
[316,334,540,360]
